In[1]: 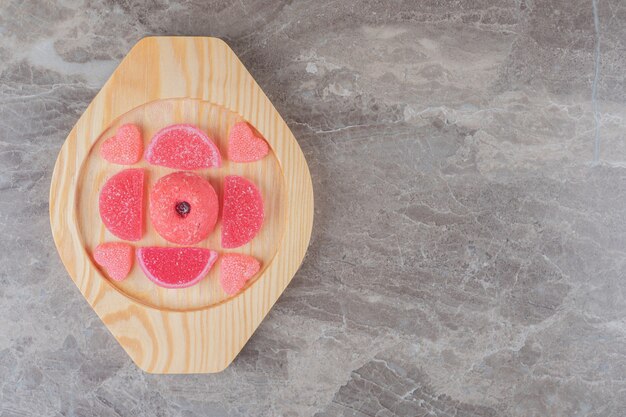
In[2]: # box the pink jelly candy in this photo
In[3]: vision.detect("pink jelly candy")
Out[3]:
[93,242,134,281]
[145,124,221,169]
[228,122,269,163]
[149,171,219,245]
[219,253,260,295]
[100,124,143,165]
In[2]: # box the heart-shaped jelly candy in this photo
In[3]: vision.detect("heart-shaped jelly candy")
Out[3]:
[227,122,269,162]
[93,242,134,281]
[219,253,260,295]
[101,124,143,165]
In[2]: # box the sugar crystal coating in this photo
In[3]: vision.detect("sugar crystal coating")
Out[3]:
[221,175,264,248]
[99,168,144,241]
[145,124,221,169]
[220,253,260,295]
[137,247,218,289]
[150,172,218,245]
[93,242,134,281]
[100,124,143,165]
[228,121,269,162]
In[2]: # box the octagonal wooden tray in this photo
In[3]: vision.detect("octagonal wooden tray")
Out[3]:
[49,37,313,373]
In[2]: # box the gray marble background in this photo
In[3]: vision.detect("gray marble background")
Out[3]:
[1,0,625,416]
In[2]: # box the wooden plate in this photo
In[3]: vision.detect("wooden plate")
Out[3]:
[49,37,314,373]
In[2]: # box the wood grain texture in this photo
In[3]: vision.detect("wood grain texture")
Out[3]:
[49,37,314,373]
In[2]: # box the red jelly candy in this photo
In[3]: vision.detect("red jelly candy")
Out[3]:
[137,247,218,289]
[99,168,145,241]
[221,175,264,248]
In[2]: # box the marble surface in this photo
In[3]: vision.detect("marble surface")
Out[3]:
[1,0,625,416]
